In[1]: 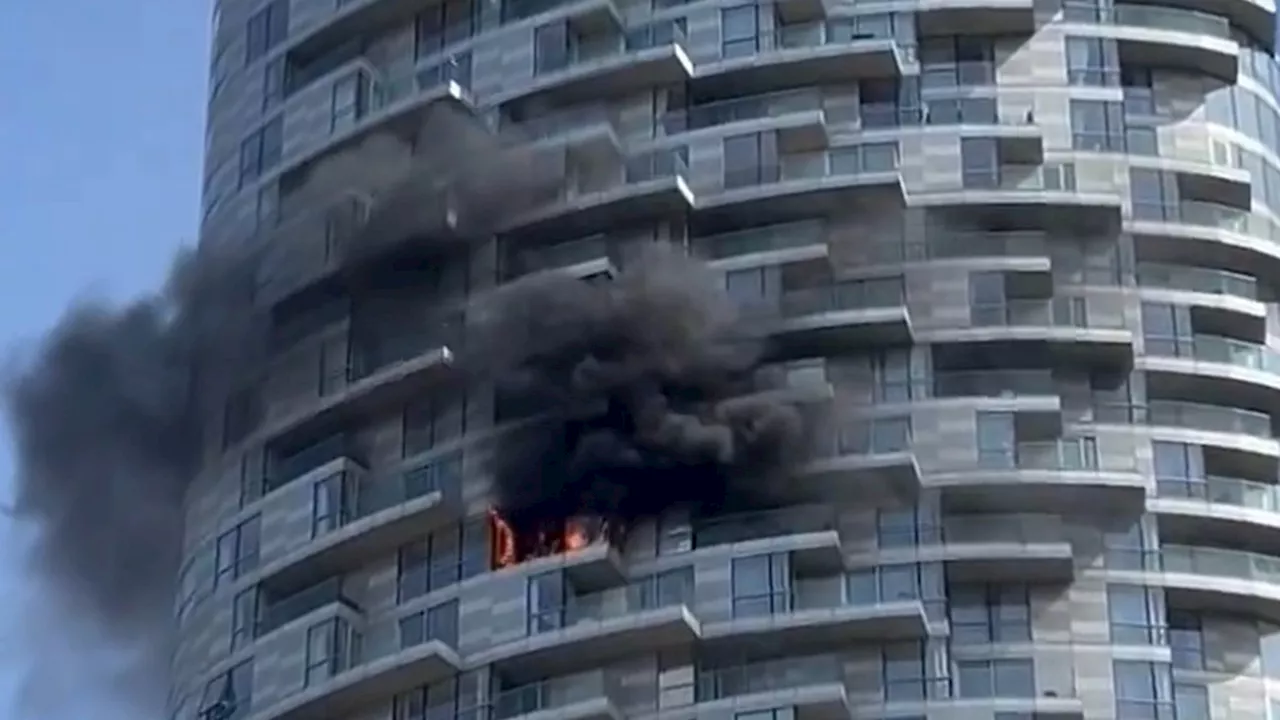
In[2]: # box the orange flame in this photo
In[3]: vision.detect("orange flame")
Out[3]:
[488,510,611,569]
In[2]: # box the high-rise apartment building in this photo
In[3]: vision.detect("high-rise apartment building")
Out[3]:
[175,0,1280,717]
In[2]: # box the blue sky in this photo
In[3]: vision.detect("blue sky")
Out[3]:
[0,2,210,718]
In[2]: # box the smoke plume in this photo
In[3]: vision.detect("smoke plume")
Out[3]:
[1,101,566,716]
[469,246,806,558]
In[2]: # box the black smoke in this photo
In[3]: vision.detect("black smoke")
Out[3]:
[469,245,806,559]
[1,102,565,717]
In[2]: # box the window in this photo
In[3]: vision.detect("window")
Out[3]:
[859,78,922,128]
[840,415,912,454]
[1065,37,1120,87]
[1063,0,1112,22]
[399,600,459,649]
[848,563,945,619]
[1071,100,1126,152]
[976,412,1015,468]
[415,0,478,56]
[311,470,357,538]
[721,5,759,58]
[725,267,776,304]
[527,571,568,633]
[867,349,915,403]
[737,711,796,720]
[1127,126,1159,156]
[950,585,1033,644]
[657,508,693,555]
[178,548,215,620]
[200,659,253,720]
[927,97,996,125]
[1141,303,1194,358]
[920,36,996,88]
[969,270,1006,322]
[630,567,695,609]
[231,587,261,651]
[1123,66,1157,116]
[881,641,949,701]
[214,517,261,588]
[393,673,485,720]
[876,507,940,548]
[732,553,792,617]
[396,519,489,602]
[830,142,899,173]
[1130,168,1178,221]
[1174,684,1210,720]
[1107,585,1166,644]
[330,71,369,133]
[245,0,288,64]
[262,57,285,112]
[1169,611,1205,669]
[238,116,283,187]
[956,659,1035,698]
[402,390,468,457]
[1113,661,1174,720]
[1104,522,1151,570]
[305,617,356,686]
[1261,624,1280,679]
[533,22,572,74]
[223,386,261,450]
[961,137,1000,188]
[724,132,778,188]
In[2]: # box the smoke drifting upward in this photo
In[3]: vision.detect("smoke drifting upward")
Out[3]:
[470,246,806,559]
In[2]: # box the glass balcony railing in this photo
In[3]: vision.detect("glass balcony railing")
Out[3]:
[1146,400,1274,437]
[693,220,826,260]
[505,236,612,278]
[970,297,1118,328]
[347,313,464,382]
[528,572,694,635]
[534,21,685,76]
[1157,475,1280,513]
[931,370,1057,398]
[693,506,838,547]
[811,416,913,458]
[258,578,360,636]
[781,277,905,317]
[863,231,1049,264]
[1113,3,1231,38]
[941,513,1067,545]
[1136,262,1258,299]
[1144,334,1280,372]
[661,89,822,134]
[311,452,463,538]
[978,439,1123,471]
[694,655,843,703]
[1159,545,1280,584]
[492,673,625,719]
[511,105,621,143]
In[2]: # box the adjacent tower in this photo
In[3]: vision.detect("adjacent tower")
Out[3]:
[174,0,1280,717]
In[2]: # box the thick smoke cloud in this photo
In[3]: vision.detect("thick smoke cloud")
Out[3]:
[1,101,564,716]
[469,246,806,557]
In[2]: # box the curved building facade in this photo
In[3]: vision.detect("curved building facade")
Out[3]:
[174,0,1280,716]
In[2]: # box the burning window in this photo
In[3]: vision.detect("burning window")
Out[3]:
[488,510,612,569]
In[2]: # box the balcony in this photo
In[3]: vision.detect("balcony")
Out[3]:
[1154,477,1280,555]
[516,19,692,105]
[491,672,624,720]
[512,105,623,163]
[924,297,1133,366]
[794,416,921,504]
[255,452,463,593]
[694,507,844,573]
[482,574,700,676]
[919,165,1123,232]
[772,277,912,354]
[694,219,828,272]
[701,593,931,652]
[502,148,693,239]
[694,22,906,98]
[1145,400,1277,451]
[931,370,1061,435]
[503,235,618,281]
[1129,201,1280,285]
[683,656,850,720]
[914,0,1035,34]
[1107,4,1238,81]
[1115,546,1280,624]
[701,147,905,224]
[256,578,362,638]
[932,440,1147,514]
[938,514,1075,582]
[251,616,462,720]
[865,231,1051,273]
[1136,263,1264,341]
[661,90,828,152]
[1139,335,1280,412]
